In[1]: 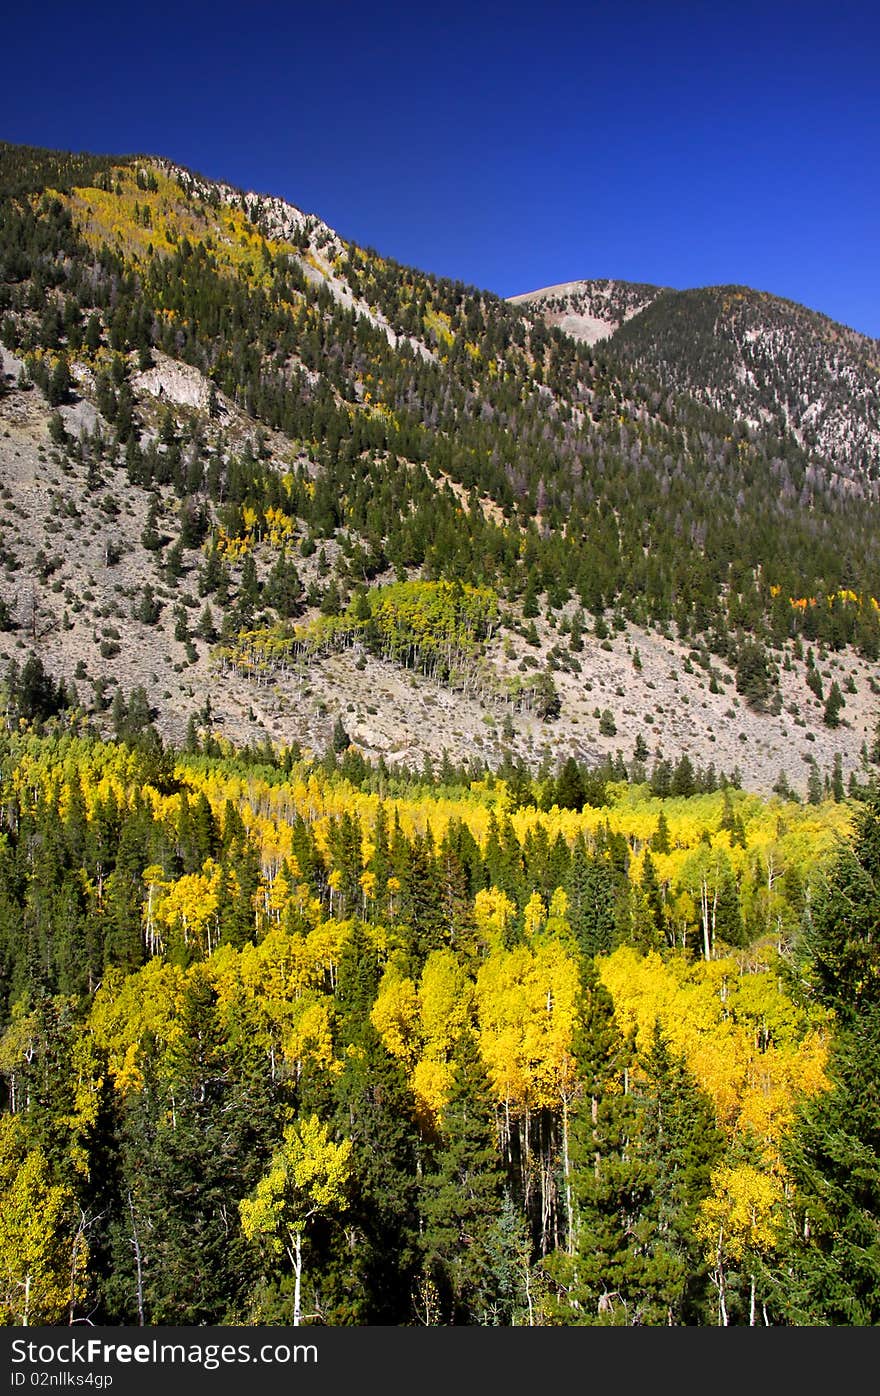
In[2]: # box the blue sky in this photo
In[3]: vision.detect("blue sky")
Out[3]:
[4,0,879,335]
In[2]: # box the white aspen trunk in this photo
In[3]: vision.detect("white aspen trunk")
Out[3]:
[700,878,711,961]
[293,1231,302,1328]
[128,1192,145,1327]
[718,1275,728,1327]
[562,1096,574,1255]
[716,1226,728,1326]
[68,1212,86,1325]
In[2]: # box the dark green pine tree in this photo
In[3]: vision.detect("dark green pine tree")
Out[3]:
[553,964,681,1325]
[190,792,219,865]
[481,812,523,903]
[308,919,422,1321]
[334,918,382,1046]
[545,961,615,1302]
[823,680,845,729]
[216,836,261,950]
[266,547,304,618]
[0,836,26,1021]
[565,838,617,958]
[367,803,392,917]
[398,830,444,966]
[103,812,149,972]
[769,796,880,1324]
[650,811,672,855]
[714,863,745,948]
[327,810,362,918]
[420,1030,508,1324]
[639,852,667,949]
[735,638,772,712]
[62,774,89,869]
[435,836,476,955]
[327,1021,422,1323]
[102,973,274,1324]
[555,757,586,811]
[637,1025,725,1324]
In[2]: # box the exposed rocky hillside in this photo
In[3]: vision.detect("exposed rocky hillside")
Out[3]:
[508,278,664,345]
[0,346,875,796]
[1,141,879,797]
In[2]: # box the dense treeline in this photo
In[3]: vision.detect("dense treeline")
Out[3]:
[0,143,126,199]
[0,723,849,1015]
[0,728,876,1325]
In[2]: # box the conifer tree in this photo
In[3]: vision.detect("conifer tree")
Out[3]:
[770,797,880,1323]
[565,841,617,959]
[329,1022,421,1323]
[823,680,845,728]
[650,811,671,855]
[639,853,667,949]
[420,1031,508,1323]
[638,1026,724,1323]
[104,974,273,1324]
[552,964,684,1324]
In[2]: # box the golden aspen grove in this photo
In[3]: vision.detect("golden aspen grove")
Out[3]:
[0,725,873,1326]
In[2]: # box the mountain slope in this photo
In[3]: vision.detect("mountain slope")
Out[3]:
[514,279,880,494]
[0,141,879,794]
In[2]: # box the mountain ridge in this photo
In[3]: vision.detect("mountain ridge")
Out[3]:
[512,277,880,488]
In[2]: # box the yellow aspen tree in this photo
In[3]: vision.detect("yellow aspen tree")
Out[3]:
[89,959,188,1093]
[476,940,580,1245]
[284,997,337,1078]
[359,870,376,917]
[0,1003,40,1116]
[419,950,474,1057]
[142,864,167,956]
[156,860,222,956]
[697,1162,784,1326]
[371,965,422,1069]
[239,1115,351,1326]
[0,1118,87,1326]
[523,891,547,940]
[386,875,401,919]
[411,950,475,1122]
[473,887,516,951]
[265,861,292,925]
[210,938,297,1083]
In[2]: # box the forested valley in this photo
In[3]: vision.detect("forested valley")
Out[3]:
[0,142,879,1328]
